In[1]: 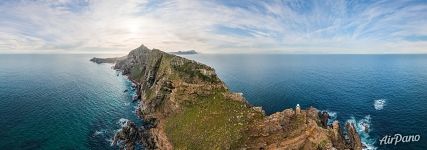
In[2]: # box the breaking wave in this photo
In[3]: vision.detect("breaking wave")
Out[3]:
[374,99,386,110]
[93,129,106,137]
[117,118,130,128]
[347,115,377,150]
[106,138,114,146]
[321,110,337,126]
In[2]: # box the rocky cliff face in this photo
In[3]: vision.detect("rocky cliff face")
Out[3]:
[92,44,363,150]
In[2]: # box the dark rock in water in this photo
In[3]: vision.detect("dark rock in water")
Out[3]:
[111,119,161,150]
[132,95,139,102]
[112,120,140,150]
[123,89,128,93]
[361,121,369,133]
[321,111,330,128]
[362,144,368,149]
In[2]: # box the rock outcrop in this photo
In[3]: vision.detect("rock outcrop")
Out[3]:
[112,120,140,150]
[346,122,363,150]
[90,56,124,64]
[92,44,362,150]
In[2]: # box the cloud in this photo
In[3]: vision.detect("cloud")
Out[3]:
[0,0,426,54]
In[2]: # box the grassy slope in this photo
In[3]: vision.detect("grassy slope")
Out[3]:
[130,51,264,149]
[116,47,349,150]
[162,54,263,149]
[164,91,263,149]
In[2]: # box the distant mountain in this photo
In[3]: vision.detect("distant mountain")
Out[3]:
[170,50,197,55]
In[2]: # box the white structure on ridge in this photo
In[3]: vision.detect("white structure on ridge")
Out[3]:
[296,104,301,115]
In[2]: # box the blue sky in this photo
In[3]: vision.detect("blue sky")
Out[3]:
[0,0,426,54]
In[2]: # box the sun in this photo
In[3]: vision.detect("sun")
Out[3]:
[125,19,142,34]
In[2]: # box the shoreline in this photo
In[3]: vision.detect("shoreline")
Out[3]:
[92,44,364,150]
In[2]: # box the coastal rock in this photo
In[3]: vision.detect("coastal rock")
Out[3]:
[243,106,354,150]
[112,120,140,150]
[321,111,330,128]
[93,44,362,150]
[346,122,363,150]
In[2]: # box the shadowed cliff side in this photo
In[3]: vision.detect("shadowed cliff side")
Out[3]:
[91,44,363,150]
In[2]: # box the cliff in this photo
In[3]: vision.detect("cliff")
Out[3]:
[91,44,363,150]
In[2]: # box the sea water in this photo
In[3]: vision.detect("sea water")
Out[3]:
[1,54,427,149]
[0,54,139,149]
[184,54,427,150]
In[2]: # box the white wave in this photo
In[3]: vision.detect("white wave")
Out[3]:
[321,110,337,126]
[106,138,114,146]
[357,115,371,133]
[93,129,106,137]
[374,99,386,110]
[347,115,377,150]
[124,102,130,106]
[117,118,129,128]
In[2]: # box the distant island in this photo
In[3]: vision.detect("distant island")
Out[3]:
[91,44,362,150]
[90,56,125,64]
[169,50,198,55]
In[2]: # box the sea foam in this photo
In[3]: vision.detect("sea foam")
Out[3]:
[347,115,377,150]
[322,110,337,126]
[117,118,130,128]
[93,129,106,136]
[374,99,386,110]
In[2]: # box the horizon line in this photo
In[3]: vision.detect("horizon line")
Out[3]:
[1,52,427,55]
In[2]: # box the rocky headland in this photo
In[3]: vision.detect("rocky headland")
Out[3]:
[90,56,125,64]
[91,44,363,150]
[169,50,197,55]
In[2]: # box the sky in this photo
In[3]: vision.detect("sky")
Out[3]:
[0,0,426,54]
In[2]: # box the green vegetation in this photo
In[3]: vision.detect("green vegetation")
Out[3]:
[108,47,353,150]
[164,92,261,149]
[172,61,218,83]
[144,88,155,100]
[130,66,143,80]
[122,49,270,149]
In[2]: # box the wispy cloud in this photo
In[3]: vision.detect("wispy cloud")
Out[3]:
[0,0,426,54]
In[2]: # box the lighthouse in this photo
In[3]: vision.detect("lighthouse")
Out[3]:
[295,104,301,115]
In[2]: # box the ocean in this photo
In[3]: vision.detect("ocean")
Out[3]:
[183,54,427,150]
[1,54,426,149]
[0,54,139,150]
